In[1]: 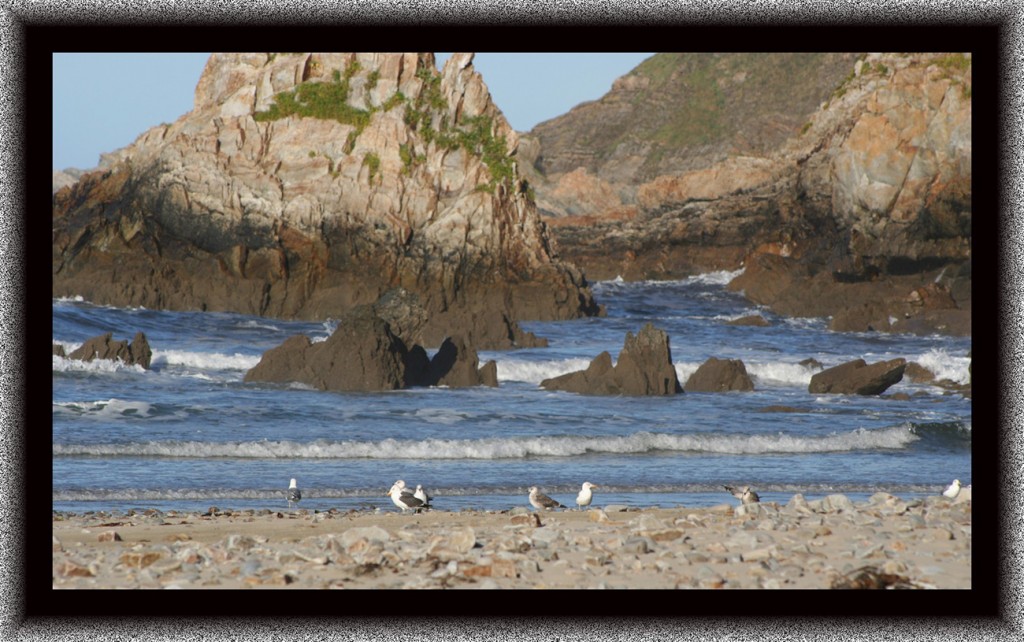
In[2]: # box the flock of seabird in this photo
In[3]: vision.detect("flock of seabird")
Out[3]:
[282,478,967,512]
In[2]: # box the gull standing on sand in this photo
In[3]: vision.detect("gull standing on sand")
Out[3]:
[287,478,302,509]
[528,486,565,511]
[575,482,598,510]
[942,479,961,499]
[414,484,433,505]
[724,485,760,505]
[388,482,429,512]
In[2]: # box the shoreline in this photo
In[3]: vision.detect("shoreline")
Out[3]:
[52,491,971,590]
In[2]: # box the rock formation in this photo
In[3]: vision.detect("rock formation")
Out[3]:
[524,53,971,337]
[65,332,153,369]
[540,323,682,396]
[53,53,599,350]
[683,357,754,392]
[808,358,907,396]
[243,306,497,392]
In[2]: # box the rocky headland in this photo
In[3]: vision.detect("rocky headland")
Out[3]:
[52,53,599,350]
[523,52,972,336]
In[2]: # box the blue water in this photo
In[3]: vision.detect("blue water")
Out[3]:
[52,271,972,514]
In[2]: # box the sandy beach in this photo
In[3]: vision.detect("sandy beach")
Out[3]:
[52,491,971,590]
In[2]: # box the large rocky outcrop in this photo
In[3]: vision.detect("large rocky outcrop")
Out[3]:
[243,306,497,392]
[526,53,971,336]
[53,53,599,350]
[540,323,682,396]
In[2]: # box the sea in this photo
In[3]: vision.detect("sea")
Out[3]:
[51,270,972,515]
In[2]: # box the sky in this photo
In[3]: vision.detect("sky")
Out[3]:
[52,52,653,171]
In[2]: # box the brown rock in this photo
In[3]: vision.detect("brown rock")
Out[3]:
[97,531,123,542]
[541,324,682,396]
[53,344,66,358]
[683,357,754,392]
[808,358,907,395]
[67,332,153,369]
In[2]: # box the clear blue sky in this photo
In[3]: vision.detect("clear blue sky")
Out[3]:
[52,52,653,170]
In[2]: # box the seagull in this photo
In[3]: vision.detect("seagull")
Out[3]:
[528,486,565,511]
[942,479,961,499]
[388,482,429,512]
[575,482,598,510]
[414,484,433,505]
[287,478,302,509]
[724,485,760,505]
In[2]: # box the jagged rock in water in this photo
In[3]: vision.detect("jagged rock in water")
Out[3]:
[808,358,907,396]
[66,332,153,369]
[683,357,754,392]
[52,52,599,350]
[541,323,682,396]
[244,307,498,392]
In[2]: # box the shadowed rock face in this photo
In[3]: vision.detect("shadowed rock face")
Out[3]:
[52,53,599,350]
[243,306,497,392]
[541,323,683,396]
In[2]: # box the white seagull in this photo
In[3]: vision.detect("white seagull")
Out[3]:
[942,479,961,499]
[388,482,429,512]
[724,485,760,505]
[575,482,598,510]
[287,478,302,509]
[414,484,433,505]
[528,486,565,511]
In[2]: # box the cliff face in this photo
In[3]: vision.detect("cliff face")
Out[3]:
[52,53,599,349]
[527,52,972,335]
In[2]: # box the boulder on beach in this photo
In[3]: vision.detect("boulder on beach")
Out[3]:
[808,358,907,396]
[683,357,754,392]
[541,323,683,396]
[66,331,153,369]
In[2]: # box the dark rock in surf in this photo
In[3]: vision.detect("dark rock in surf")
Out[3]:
[541,323,682,396]
[66,331,153,369]
[808,358,906,396]
[244,308,499,392]
[683,357,754,392]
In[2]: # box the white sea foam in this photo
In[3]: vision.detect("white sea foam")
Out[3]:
[495,357,594,384]
[746,361,818,387]
[913,348,972,385]
[237,320,283,332]
[151,349,261,371]
[52,425,920,460]
[52,355,147,374]
[685,268,745,286]
[53,398,155,418]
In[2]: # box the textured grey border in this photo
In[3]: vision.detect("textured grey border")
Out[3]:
[3,0,1022,640]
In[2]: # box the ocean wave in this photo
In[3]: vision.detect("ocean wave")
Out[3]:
[52,355,148,375]
[495,357,594,384]
[912,348,972,385]
[152,349,261,371]
[595,269,745,292]
[53,425,921,460]
[53,398,156,418]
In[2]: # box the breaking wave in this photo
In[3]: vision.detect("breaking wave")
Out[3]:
[53,424,923,460]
